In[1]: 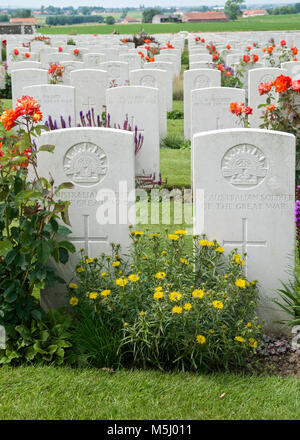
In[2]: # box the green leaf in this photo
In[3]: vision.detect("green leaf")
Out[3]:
[38,144,55,153]
[61,207,71,227]
[0,241,13,258]
[37,240,51,264]
[31,309,42,321]
[59,241,76,253]
[58,247,69,264]
[57,225,72,236]
[56,182,74,192]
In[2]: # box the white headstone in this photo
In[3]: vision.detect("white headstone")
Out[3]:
[129,68,167,139]
[70,69,108,125]
[99,61,129,87]
[83,52,107,69]
[34,127,135,310]
[184,69,221,140]
[106,86,160,177]
[193,128,295,331]
[22,84,75,128]
[143,61,173,111]
[11,68,49,108]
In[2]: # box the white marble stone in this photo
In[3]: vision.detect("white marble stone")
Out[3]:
[34,127,135,310]
[11,68,49,108]
[70,69,108,125]
[143,61,173,110]
[129,68,167,139]
[99,61,129,87]
[193,128,295,331]
[184,69,221,140]
[83,52,107,69]
[106,86,160,177]
[22,84,75,128]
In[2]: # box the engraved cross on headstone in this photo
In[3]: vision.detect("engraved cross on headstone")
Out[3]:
[223,218,267,275]
[71,214,108,256]
[83,97,96,111]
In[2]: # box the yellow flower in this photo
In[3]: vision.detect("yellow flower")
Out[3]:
[128,274,140,282]
[199,239,208,246]
[257,325,262,330]
[116,278,128,287]
[69,297,78,306]
[180,258,189,265]
[131,231,144,236]
[184,303,192,311]
[207,241,214,246]
[124,322,129,327]
[247,322,252,328]
[222,325,227,329]
[175,229,187,235]
[69,283,78,289]
[251,281,257,286]
[211,300,224,309]
[140,311,145,316]
[149,233,160,238]
[222,293,228,299]
[89,292,98,300]
[153,290,164,300]
[161,251,167,255]
[76,267,85,273]
[155,272,166,279]
[169,291,182,301]
[233,254,245,266]
[101,272,108,277]
[113,261,120,267]
[235,279,246,288]
[192,289,205,299]
[209,329,215,334]
[168,234,179,241]
[85,257,94,264]
[155,286,163,291]
[249,338,258,348]
[172,305,183,314]
[216,247,225,253]
[196,334,206,344]
[101,289,111,297]
[235,336,245,343]
[224,274,228,279]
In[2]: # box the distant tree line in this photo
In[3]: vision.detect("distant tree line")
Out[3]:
[267,3,300,14]
[46,15,105,26]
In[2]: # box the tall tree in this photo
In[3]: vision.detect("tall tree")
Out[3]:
[224,0,244,20]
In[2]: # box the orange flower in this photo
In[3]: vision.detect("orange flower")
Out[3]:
[266,104,276,111]
[14,48,19,56]
[226,44,231,50]
[293,48,298,56]
[267,46,273,54]
[243,54,250,63]
[15,95,41,117]
[0,108,18,131]
[217,64,225,72]
[252,54,259,62]
[291,80,300,92]
[122,38,127,43]
[33,112,43,123]
[225,71,232,76]
[258,81,272,95]
[262,47,266,52]
[25,52,30,58]
[293,57,298,61]
[273,74,292,93]
[149,57,155,62]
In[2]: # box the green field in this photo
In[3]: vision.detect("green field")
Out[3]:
[38,13,300,34]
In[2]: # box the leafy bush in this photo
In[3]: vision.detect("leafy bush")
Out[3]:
[67,38,76,45]
[167,110,184,120]
[161,134,189,149]
[0,96,75,364]
[0,309,73,365]
[67,231,262,372]
[0,72,11,99]
[274,275,300,326]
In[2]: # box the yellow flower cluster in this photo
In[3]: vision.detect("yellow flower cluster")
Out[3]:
[69,283,78,289]
[172,305,182,314]
[196,335,206,344]
[76,267,85,273]
[184,303,192,311]
[175,230,187,235]
[235,278,246,288]
[155,272,166,279]
[89,292,98,300]
[153,286,164,300]
[113,261,120,267]
[128,274,140,282]
[210,300,224,309]
[169,291,182,301]
[180,258,189,265]
[199,239,214,247]
[192,289,205,299]
[233,254,245,266]
[235,336,245,343]
[116,278,128,287]
[69,297,78,306]
[168,234,179,241]
[85,257,94,264]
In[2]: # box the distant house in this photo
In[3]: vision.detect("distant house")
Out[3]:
[182,11,228,22]
[243,9,268,17]
[10,17,38,26]
[0,10,8,15]
[123,17,141,24]
[152,14,182,24]
[33,10,42,15]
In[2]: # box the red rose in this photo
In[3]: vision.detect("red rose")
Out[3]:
[58,47,62,52]
[280,40,286,46]
[25,52,30,58]
[14,49,19,56]
[243,54,250,63]
[273,74,292,93]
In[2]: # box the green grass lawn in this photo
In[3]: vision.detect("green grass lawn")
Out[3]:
[0,366,299,420]
[38,13,300,34]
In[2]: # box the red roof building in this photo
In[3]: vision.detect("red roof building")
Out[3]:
[182,11,228,22]
[243,9,268,17]
[123,17,140,24]
[10,17,38,25]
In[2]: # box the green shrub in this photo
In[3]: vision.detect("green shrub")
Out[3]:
[67,231,262,372]
[0,309,73,365]
[167,110,184,119]
[67,38,76,45]
[0,72,11,99]
[161,134,189,149]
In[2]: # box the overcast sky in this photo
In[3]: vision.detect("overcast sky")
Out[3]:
[1,0,296,9]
